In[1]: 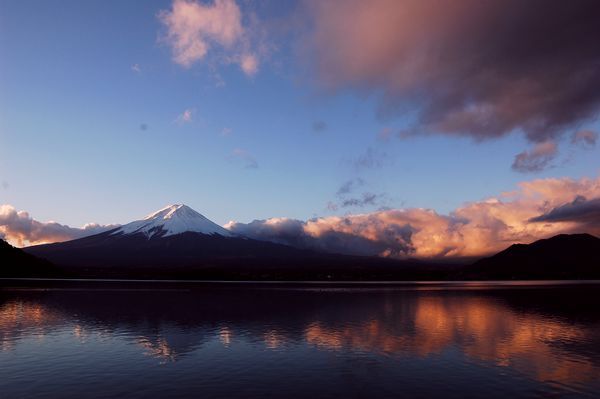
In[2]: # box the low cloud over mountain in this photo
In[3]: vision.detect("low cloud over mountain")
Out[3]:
[0,205,118,247]
[227,175,600,258]
[4,176,600,259]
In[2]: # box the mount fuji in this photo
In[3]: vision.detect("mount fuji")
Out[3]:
[24,204,409,279]
[17,204,599,281]
[111,204,233,238]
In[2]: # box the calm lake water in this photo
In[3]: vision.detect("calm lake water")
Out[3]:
[1,281,600,398]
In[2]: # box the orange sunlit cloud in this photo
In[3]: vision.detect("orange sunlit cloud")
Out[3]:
[3,175,599,256]
[228,175,600,258]
[0,204,117,247]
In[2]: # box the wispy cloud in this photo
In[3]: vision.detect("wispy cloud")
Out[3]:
[340,192,383,208]
[158,0,262,76]
[175,108,194,125]
[239,53,258,76]
[571,130,597,149]
[512,141,558,173]
[349,147,388,170]
[131,63,141,73]
[312,121,327,133]
[336,178,364,196]
[231,148,258,169]
[220,127,232,137]
[377,127,393,142]
[330,178,386,209]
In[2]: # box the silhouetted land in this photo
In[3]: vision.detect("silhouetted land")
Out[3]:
[464,234,600,280]
[1,233,598,281]
[0,239,62,278]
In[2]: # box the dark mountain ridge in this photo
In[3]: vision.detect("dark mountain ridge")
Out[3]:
[21,204,448,280]
[23,229,442,280]
[0,238,62,278]
[6,223,599,281]
[465,233,600,279]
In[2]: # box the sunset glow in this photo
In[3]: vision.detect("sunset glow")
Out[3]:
[1,0,598,260]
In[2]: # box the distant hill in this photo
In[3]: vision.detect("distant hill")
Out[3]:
[0,239,62,278]
[464,234,600,280]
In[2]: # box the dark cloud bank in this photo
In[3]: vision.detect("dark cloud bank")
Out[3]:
[309,0,600,144]
[227,217,415,258]
[531,196,600,226]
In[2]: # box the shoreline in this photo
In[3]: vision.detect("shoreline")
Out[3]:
[2,277,600,288]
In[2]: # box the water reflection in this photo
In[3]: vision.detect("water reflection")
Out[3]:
[1,284,600,397]
[0,301,65,351]
[304,296,600,386]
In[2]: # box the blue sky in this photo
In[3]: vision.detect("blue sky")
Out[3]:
[1,0,599,231]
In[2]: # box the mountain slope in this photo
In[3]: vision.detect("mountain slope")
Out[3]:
[24,204,312,269]
[24,204,443,280]
[24,205,598,281]
[24,230,439,280]
[111,204,233,238]
[0,239,61,278]
[25,228,319,268]
[465,234,600,279]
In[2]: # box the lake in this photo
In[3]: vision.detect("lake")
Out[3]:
[1,281,600,398]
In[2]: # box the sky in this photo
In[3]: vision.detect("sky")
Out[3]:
[1,0,599,257]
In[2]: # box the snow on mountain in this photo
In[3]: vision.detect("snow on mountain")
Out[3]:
[111,204,233,238]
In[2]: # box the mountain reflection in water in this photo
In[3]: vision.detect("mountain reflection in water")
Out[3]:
[1,283,600,398]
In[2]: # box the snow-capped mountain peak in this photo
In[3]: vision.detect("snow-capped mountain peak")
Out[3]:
[111,204,233,238]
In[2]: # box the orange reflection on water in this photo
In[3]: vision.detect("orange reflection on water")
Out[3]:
[264,329,286,349]
[305,320,405,353]
[219,326,232,347]
[415,297,599,384]
[305,296,600,385]
[2,292,599,386]
[137,337,177,362]
[0,301,62,351]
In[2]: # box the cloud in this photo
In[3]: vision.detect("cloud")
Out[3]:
[530,196,600,229]
[4,175,600,257]
[176,108,194,124]
[512,141,558,173]
[377,128,393,142]
[571,130,597,148]
[158,0,261,76]
[231,148,258,169]
[326,202,339,212]
[240,53,258,76]
[350,147,388,170]
[225,217,415,257]
[330,178,386,209]
[305,0,600,144]
[312,121,327,133]
[0,205,118,247]
[131,64,141,73]
[220,127,232,136]
[227,175,600,258]
[336,178,364,196]
[340,192,384,208]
